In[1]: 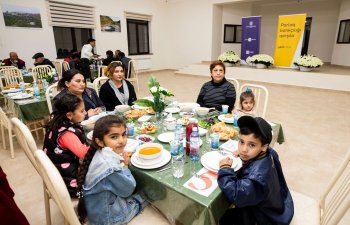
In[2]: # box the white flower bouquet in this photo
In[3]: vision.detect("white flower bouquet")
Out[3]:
[133,76,174,114]
[218,51,241,64]
[43,68,56,84]
[246,54,274,67]
[294,54,323,68]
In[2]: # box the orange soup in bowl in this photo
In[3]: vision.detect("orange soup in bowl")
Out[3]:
[137,143,163,160]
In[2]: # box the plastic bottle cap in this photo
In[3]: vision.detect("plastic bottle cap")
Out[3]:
[192,127,198,132]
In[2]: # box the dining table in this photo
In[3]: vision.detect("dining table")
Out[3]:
[81,108,285,225]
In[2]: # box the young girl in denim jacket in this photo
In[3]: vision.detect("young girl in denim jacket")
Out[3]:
[77,115,148,225]
[43,93,89,197]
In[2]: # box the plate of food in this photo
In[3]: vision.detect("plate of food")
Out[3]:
[218,114,233,123]
[177,117,198,126]
[136,134,155,143]
[11,93,33,100]
[2,88,21,93]
[135,122,157,134]
[210,122,237,141]
[146,107,155,115]
[124,109,147,118]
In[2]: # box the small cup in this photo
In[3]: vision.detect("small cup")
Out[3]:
[126,123,135,137]
[172,155,184,178]
[211,133,220,150]
[222,105,229,114]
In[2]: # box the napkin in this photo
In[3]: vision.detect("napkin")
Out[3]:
[124,139,140,152]
[183,168,218,197]
[219,139,238,153]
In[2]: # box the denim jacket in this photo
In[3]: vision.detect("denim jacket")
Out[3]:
[83,147,146,225]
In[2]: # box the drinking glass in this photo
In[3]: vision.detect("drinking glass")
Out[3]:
[172,155,184,178]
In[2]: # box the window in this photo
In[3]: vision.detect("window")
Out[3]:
[53,27,92,58]
[127,19,150,55]
[337,19,350,44]
[223,24,242,43]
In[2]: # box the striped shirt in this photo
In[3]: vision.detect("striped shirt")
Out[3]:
[196,78,236,112]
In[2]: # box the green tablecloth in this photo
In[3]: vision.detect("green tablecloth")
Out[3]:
[128,118,284,225]
[1,94,49,123]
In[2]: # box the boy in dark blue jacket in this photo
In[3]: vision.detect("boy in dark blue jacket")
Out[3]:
[218,116,294,225]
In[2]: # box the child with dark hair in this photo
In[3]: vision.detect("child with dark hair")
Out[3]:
[77,115,147,224]
[233,88,257,117]
[218,116,294,225]
[43,93,89,197]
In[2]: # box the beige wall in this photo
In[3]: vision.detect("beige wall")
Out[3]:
[331,0,350,66]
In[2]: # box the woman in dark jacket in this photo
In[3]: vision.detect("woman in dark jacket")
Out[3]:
[99,62,137,111]
[53,69,104,117]
[196,61,236,112]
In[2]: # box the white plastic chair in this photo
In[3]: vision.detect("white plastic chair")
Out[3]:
[127,60,139,92]
[11,117,52,225]
[97,65,108,77]
[32,65,53,82]
[62,61,70,72]
[0,108,14,158]
[290,150,350,225]
[45,82,59,114]
[93,76,108,97]
[0,66,24,87]
[226,78,240,108]
[52,61,63,80]
[239,83,269,118]
[34,150,81,225]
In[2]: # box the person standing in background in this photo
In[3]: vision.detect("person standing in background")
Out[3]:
[3,52,26,69]
[81,38,96,82]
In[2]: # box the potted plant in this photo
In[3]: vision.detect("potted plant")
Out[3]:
[133,76,174,122]
[218,51,241,67]
[294,54,323,72]
[246,54,274,69]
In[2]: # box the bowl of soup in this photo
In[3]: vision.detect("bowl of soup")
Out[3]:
[136,143,163,160]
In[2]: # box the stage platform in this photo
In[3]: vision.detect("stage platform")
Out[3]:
[175,63,350,92]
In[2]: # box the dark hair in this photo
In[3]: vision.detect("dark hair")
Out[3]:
[58,69,84,90]
[240,91,255,108]
[210,61,226,74]
[118,51,125,58]
[106,50,113,58]
[77,115,126,223]
[239,126,269,146]
[45,93,83,135]
[71,53,80,60]
[105,62,125,78]
[87,38,96,43]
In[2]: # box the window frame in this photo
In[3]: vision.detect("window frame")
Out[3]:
[126,19,150,55]
[336,19,350,44]
[223,24,242,44]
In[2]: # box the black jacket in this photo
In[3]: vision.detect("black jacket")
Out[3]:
[99,80,137,111]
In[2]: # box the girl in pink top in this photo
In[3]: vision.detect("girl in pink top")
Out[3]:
[43,93,89,197]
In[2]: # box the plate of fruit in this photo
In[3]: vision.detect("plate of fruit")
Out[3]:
[135,122,158,134]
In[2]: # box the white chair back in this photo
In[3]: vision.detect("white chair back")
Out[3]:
[111,60,122,64]
[45,82,59,114]
[34,150,81,225]
[32,65,53,82]
[62,61,70,72]
[226,78,240,108]
[127,59,139,92]
[239,83,269,118]
[0,66,24,87]
[93,76,108,97]
[11,117,53,225]
[0,108,14,158]
[291,150,350,225]
[97,65,108,77]
[52,61,63,80]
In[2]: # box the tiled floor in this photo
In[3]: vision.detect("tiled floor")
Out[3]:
[1,70,349,224]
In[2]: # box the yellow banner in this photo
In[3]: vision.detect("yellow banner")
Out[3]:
[274,14,306,67]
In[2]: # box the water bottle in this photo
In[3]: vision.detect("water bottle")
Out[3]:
[33,81,40,98]
[233,114,238,127]
[20,82,26,93]
[43,80,49,92]
[190,127,200,161]
[186,118,198,155]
